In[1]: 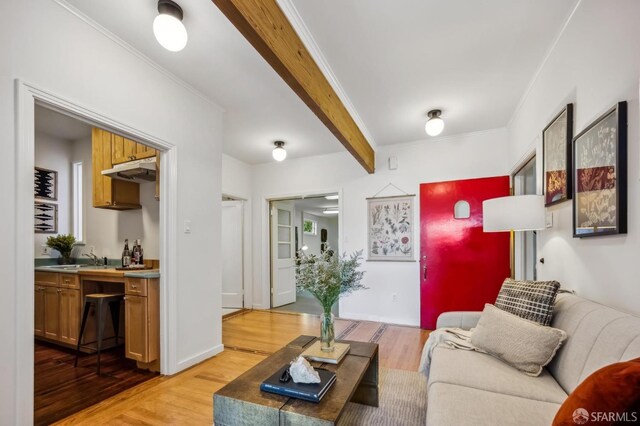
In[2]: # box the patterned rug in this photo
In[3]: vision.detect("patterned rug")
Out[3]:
[338,368,428,425]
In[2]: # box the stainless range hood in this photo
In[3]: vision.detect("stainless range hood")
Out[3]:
[101,157,156,182]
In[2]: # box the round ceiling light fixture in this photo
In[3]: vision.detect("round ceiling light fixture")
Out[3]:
[425,109,445,136]
[272,141,287,162]
[153,0,188,52]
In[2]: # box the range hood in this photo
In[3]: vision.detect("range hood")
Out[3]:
[102,157,156,182]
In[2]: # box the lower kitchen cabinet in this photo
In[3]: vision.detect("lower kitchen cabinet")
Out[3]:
[34,286,45,337]
[59,288,81,345]
[43,286,60,341]
[124,278,159,366]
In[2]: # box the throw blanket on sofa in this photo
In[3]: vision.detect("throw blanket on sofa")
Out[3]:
[419,328,483,377]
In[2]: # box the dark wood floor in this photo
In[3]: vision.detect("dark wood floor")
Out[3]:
[34,340,158,426]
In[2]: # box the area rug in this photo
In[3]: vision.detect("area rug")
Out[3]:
[338,368,427,425]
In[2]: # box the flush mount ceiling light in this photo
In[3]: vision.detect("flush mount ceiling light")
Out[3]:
[324,195,339,200]
[272,141,287,161]
[153,0,188,52]
[323,208,339,215]
[425,109,445,137]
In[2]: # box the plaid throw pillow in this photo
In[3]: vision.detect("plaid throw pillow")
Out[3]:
[495,279,561,326]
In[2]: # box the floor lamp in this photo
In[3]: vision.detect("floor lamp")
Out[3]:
[483,195,546,279]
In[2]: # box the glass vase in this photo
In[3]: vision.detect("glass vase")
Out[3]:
[320,312,335,352]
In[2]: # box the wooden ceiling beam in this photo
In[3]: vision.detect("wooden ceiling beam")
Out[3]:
[212,0,375,173]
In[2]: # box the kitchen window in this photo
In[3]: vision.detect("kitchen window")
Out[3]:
[303,218,317,236]
[73,161,83,242]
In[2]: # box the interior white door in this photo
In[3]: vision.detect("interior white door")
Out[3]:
[271,201,296,307]
[221,200,243,308]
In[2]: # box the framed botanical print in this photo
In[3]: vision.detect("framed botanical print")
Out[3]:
[573,102,627,238]
[367,195,414,261]
[34,167,58,201]
[543,104,573,206]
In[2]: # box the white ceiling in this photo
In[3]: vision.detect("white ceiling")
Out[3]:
[60,0,576,163]
[35,105,92,141]
[289,0,577,145]
[293,196,339,217]
[62,0,343,164]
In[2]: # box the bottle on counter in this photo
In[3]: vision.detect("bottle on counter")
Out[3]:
[122,239,131,267]
[138,239,144,265]
[132,239,141,265]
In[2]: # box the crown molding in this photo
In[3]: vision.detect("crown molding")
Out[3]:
[51,0,225,114]
[507,0,582,128]
[276,0,377,149]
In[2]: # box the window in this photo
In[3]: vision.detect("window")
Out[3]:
[453,200,470,219]
[72,161,83,241]
[303,218,317,235]
[513,156,537,280]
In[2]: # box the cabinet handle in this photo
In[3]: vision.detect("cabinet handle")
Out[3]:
[123,296,127,301]
[131,284,137,289]
[57,289,62,293]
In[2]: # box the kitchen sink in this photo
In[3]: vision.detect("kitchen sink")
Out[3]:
[38,264,93,270]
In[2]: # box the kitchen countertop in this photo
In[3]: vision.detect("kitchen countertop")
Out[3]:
[35,266,160,279]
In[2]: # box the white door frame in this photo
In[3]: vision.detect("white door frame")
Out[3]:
[261,188,343,309]
[15,79,178,423]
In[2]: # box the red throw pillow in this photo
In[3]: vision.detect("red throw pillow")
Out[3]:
[553,358,640,425]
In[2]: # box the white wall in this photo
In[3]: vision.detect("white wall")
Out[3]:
[507,0,640,315]
[2,1,223,422]
[34,133,73,257]
[249,128,509,324]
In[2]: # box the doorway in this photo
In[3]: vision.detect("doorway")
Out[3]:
[32,105,161,424]
[221,196,244,315]
[270,194,340,316]
[512,156,538,280]
[419,177,511,329]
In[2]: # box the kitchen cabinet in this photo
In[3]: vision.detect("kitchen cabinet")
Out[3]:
[92,127,142,210]
[124,278,159,365]
[59,288,80,345]
[43,286,60,340]
[112,134,157,165]
[34,287,45,337]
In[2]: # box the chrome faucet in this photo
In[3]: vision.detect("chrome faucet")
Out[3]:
[83,252,100,266]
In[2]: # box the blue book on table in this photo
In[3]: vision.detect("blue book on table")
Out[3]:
[260,365,337,403]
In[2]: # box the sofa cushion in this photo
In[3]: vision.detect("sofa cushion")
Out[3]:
[495,279,560,325]
[427,382,561,426]
[552,357,640,426]
[548,293,640,394]
[429,346,567,404]
[471,304,567,376]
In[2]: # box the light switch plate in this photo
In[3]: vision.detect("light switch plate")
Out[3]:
[42,245,50,256]
[388,156,398,170]
[546,212,553,228]
[184,220,192,234]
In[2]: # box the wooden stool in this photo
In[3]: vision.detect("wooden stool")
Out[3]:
[74,293,125,375]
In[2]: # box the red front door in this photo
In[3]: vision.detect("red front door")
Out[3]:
[420,176,511,329]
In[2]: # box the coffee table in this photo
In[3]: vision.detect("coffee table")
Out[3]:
[214,335,379,425]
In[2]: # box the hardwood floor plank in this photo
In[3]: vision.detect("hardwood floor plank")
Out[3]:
[55,311,429,424]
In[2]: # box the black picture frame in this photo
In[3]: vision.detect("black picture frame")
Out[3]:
[543,104,573,207]
[572,102,627,238]
[34,166,58,201]
[34,202,58,234]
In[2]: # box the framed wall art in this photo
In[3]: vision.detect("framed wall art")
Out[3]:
[35,202,58,234]
[543,104,573,206]
[34,166,58,201]
[367,195,414,261]
[573,101,627,238]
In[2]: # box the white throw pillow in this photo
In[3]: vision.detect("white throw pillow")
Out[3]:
[471,303,567,376]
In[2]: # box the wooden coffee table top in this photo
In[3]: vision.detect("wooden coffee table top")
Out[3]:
[214,335,379,426]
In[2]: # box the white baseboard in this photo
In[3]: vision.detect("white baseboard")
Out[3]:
[176,344,224,372]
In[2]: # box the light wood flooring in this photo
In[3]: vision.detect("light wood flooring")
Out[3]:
[55,310,430,425]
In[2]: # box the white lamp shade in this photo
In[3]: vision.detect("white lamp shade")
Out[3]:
[425,117,444,136]
[483,195,545,232]
[153,14,188,52]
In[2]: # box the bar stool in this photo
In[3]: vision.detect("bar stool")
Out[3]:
[74,293,125,375]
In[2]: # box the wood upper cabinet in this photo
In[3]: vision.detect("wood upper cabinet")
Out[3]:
[124,278,159,364]
[92,128,142,210]
[112,135,157,165]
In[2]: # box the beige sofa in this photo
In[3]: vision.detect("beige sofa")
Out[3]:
[427,293,640,425]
